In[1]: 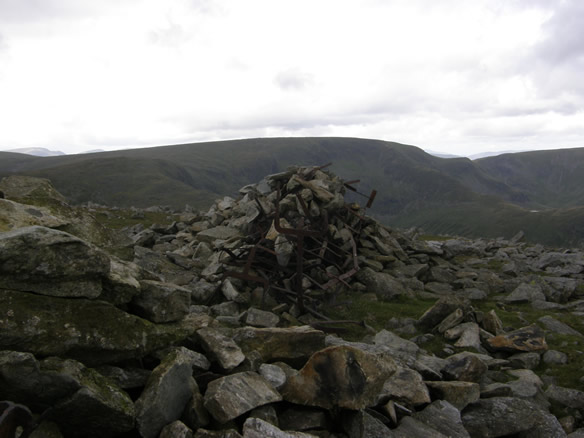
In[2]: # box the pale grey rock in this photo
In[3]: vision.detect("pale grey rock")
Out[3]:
[275,234,295,267]
[135,348,199,438]
[543,350,569,365]
[204,372,282,423]
[159,420,193,438]
[0,226,110,298]
[100,257,142,305]
[428,266,457,283]
[442,352,488,383]
[539,315,583,337]
[445,322,481,350]
[425,381,480,410]
[259,363,287,389]
[412,400,469,437]
[425,281,454,295]
[546,385,584,410]
[373,329,420,357]
[194,428,242,438]
[196,226,242,244]
[504,282,546,303]
[508,352,541,370]
[356,267,409,300]
[417,296,471,331]
[461,397,567,438]
[196,327,245,371]
[190,279,218,304]
[480,382,514,398]
[243,307,280,327]
[243,417,317,438]
[437,308,465,333]
[132,280,191,323]
[378,366,430,408]
[0,290,211,366]
[221,279,246,303]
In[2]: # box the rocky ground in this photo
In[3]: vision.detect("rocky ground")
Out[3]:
[1,168,584,438]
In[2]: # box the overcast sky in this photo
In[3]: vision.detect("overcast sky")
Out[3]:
[0,0,582,156]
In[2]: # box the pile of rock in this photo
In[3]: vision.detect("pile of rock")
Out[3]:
[1,170,584,437]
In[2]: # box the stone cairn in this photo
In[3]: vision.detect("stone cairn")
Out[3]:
[1,168,584,437]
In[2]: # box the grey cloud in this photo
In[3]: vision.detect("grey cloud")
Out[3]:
[0,0,139,24]
[274,68,315,91]
[536,0,584,64]
[186,0,222,15]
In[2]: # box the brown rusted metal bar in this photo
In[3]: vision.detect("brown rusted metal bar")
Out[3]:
[366,189,377,208]
[0,401,35,438]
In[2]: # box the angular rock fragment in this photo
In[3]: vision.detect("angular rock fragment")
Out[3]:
[196,327,245,371]
[461,397,566,438]
[417,296,471,331]
[203,372,282,423]
[425,381,480,410]
[243,417,317,438]
[442,352,488,383]
[159,420,193,438]
[243,307,280,327]
[131,280,191,323]
[135,347,201,438]
[341,410,393,438]
[378,366,430,408]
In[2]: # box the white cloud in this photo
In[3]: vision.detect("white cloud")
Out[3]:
[0,0,582,156]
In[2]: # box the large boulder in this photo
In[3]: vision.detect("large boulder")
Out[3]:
[0,175,117,246]
[0,199,68,232]
[281,345,397,410]
[0,226,111,298]
[0,289,211,365]
[0,351,134,437]
[461,397,566,437]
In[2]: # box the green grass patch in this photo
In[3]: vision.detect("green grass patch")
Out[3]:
[92,208,178,230]
[323,293,435,340]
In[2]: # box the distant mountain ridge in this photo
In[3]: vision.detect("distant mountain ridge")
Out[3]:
[0,137,583,247]
[4,147,66,157]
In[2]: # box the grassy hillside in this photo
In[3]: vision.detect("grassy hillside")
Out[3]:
[476,148,584,208]
[1,138,583,247]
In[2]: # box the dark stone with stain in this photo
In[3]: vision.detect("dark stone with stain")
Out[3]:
[487,324,548,353]
[281,345,396,410]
